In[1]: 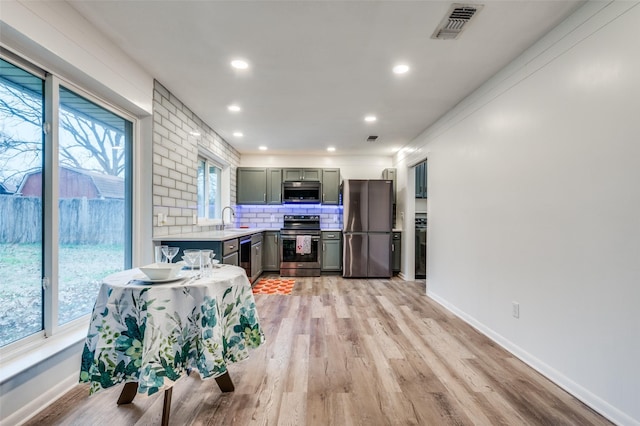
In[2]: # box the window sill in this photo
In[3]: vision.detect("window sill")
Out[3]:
[0,322,87,384]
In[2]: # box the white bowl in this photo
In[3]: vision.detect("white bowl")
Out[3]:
[139,263,183,280]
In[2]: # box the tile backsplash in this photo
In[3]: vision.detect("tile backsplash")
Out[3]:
[234,205,343,229]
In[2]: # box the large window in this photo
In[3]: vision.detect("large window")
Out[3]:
[57,86,132,325]
[197,156,222,220]
[0,58,44,346]
[0,55,133,347]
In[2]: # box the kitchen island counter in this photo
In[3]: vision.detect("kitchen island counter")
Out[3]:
[154,228,271,242]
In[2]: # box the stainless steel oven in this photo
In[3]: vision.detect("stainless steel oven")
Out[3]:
[415,214,427,278]
[280,215,322,277]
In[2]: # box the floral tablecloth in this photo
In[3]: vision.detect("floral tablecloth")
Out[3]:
[79,265,265,396]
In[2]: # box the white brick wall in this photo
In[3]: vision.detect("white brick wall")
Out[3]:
[152,80,240,237]
[235,205,343,229]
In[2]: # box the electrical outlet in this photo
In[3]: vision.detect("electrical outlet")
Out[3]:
[512,301,520,319]
[192,213,197,225]
[158,213,164,226]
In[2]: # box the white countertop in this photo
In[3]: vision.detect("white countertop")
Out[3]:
[156,227,400,242]
[155,228,269,242]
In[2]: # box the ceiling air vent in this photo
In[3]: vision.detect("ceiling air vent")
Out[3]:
[431,3,483,40]
[366,135,379,142]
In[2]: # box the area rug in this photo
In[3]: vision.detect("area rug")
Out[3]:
[252,278,296,295]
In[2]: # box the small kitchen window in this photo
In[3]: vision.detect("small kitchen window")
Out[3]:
[197,156,222,220]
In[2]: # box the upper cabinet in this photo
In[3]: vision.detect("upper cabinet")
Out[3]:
[283,168,321,182]
[237,167,339,205]
[237,168,267,204]
[237,167,282,205]
[266,168,282,204]
[321,168,340,205]
[415,161,427,199]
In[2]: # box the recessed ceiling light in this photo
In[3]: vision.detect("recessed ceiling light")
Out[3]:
[258,146,268,151]
[233,131,244,137]
[189,130,201,136]
[364,115,377,122]
[393,64,410,74]
[228,104,241,112]
[327,146,336,152]
[231,59,249,69]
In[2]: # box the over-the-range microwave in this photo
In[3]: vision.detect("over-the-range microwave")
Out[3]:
[282,181,322,204]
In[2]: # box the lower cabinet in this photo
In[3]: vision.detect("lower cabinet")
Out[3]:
[158,239,239,266]
[222,238,239,266]
[251,240,262,281]
[321,231,342,272]
[392,232,401,273]
[263,231,280,271]
[223,251,239,266]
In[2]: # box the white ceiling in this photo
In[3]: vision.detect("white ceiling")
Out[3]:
[68,0,584,157]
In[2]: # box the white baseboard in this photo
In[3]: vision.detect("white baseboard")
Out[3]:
[2,373,79,426]
[427,290,639,426]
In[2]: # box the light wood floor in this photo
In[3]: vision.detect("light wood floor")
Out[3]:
[25,275,612,426]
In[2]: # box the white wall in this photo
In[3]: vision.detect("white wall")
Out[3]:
[240,154,392,180]
[395,2,640,424]
[0,2,154,425]
[0,0,153,116]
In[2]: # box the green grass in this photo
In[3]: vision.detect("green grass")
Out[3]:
[0,243,123,347]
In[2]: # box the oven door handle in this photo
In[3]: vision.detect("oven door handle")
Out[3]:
[281,236,321,241]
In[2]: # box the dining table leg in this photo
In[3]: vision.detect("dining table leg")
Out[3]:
[116,382,139,405]
[161,387,173,426]
[214,371,235,392]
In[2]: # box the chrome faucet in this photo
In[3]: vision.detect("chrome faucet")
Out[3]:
[221,206,235,229]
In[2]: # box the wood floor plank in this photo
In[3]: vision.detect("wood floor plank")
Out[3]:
[23,276,614,426]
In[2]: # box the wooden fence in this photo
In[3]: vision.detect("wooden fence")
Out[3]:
[0,195,124,245]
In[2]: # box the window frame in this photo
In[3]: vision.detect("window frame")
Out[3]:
[0,53,137,358]
[196,148,230,225]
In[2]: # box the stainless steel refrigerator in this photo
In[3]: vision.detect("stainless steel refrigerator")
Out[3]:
[342,179,393,277]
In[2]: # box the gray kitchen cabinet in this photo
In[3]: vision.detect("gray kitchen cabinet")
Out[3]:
[251,233,263,282]
[322,168,340,205]
[266,168,282,204]
[321,231,342,272]
[392,232,401,273]
[415,161,427,199]
[283,168,321,181]
[262,231,280,271]
[160,239,239,266]
[237,168,267,204]
[223,251,239,266]
[222,238,239,266]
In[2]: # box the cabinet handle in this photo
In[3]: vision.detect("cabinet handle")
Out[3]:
[323,243,325,250]
[392,243,395,252]
[275,234,278,243]
[263,193,266,202]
